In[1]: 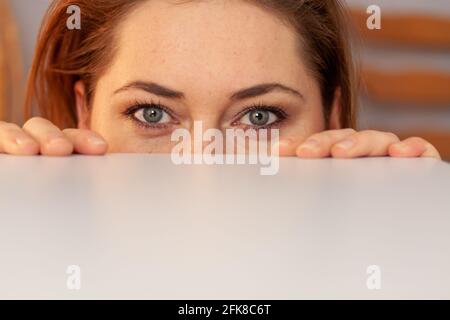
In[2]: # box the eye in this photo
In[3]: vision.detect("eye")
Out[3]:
[133,105,171,125]
[239,108,282,127]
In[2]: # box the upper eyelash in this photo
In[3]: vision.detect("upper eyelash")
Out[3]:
[122,100,288,128]
[122,99,174,118]
[121,99,179,129]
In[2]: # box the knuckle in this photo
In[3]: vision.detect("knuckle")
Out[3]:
[23,117,52,129]
[329,128,356,139]
[313,128,356,143]
[306,132,324,141]
[0,122,21,132]
[358,129,378,136]
[379,131,399,142]
[62,128,78,135]
[342,128,357,134]
[357,130,399,141]
[1,127,21,138]
[405,136,427,144]
[384,131,399,140]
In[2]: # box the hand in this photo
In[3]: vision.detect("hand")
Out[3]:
[277,129,441,160]
[0,117,108,156]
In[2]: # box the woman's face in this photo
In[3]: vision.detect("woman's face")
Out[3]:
[77,0,338,153]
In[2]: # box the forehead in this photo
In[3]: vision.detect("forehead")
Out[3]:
[109,0,307,92]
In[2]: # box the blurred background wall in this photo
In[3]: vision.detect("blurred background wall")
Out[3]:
[346,0,450,159]
[1,0,48,123]
[2,0,450,159]
[9,0,49,72]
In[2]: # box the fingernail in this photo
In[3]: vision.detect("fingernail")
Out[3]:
[300,139,320,150]
[15,137,35,146]
[394,142,408,151]
[336,139,355,150]
[88,136,106,146]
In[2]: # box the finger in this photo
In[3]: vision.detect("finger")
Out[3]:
[389,137,441,160]
[296,128,356,158]
[272,137,303,157]
[331,130,400,158]
[62,129,108,155]
[0,121,40,155]
[22,117,74,156]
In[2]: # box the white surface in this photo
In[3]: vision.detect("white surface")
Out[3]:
[0,155,449,299]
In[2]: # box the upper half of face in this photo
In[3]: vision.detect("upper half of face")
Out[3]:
[83,0,328,153]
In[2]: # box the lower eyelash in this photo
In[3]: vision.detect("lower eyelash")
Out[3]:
[131,119,171,130]
[239,122,283,131]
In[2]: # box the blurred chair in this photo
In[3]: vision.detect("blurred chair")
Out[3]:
[0,0,24,123]
[349,8,450,160]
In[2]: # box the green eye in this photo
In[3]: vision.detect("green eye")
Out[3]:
[249,110,270,126]
[240,109,279,127]
[134,106,171,125]
[143,107,164,123]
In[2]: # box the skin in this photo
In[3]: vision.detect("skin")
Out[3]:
[0,0,441,159]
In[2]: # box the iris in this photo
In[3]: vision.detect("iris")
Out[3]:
[249,110,270,126]
[143,107,164,123]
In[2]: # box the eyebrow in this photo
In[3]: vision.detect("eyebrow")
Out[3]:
[114,81,185,99]
[114,81,303,101]
[230,83,303,101]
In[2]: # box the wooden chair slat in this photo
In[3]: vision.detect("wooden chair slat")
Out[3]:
[0,37,6,120]
[350,9,450,49]
[0,0,24,123]
[362,68,450,106]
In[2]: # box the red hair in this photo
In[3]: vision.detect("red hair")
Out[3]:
[25,0,357,129]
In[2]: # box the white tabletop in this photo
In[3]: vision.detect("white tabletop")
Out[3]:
[0,154,449,299]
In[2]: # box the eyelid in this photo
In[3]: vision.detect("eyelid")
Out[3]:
[122,99,181,124]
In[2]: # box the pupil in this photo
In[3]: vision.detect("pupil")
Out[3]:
[250,110,269,126]
[143,107,163,123]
